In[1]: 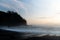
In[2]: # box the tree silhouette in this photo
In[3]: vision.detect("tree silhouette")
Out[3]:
[0,11,27,26]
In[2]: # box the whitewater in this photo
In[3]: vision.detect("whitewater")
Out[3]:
[0,25,60,36]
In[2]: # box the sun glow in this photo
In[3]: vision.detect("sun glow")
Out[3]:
[27,14,60,25]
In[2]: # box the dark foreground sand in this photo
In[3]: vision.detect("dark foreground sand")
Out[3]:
[0,29,60,40]
[26,35,60,40]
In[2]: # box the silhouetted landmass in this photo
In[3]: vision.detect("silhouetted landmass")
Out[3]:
[0,11,27,26]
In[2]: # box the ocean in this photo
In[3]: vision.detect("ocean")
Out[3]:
[0,25,60,36]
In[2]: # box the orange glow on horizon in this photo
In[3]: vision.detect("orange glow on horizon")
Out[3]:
[27,17,60,25]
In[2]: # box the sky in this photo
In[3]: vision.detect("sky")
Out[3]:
[0,0,60,25]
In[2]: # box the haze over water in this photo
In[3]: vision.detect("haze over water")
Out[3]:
[0,25,60,36]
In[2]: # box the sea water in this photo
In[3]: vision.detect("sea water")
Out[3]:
[0,25,60,36]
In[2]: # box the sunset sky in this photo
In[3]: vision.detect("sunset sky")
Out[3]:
[0,0,60,25]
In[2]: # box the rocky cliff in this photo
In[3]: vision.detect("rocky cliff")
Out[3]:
[0,11,27,26]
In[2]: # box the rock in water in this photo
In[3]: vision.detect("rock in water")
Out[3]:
[0,11,27,26]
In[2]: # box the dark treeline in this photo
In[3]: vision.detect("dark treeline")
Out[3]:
[0,11,27,26]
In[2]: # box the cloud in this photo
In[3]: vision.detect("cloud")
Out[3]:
[0,0,26,11]
[0,3,11,8]
[0,0,29,18]
[37,17,52,19]
[0,2,19,12]
[14,0,28,13]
